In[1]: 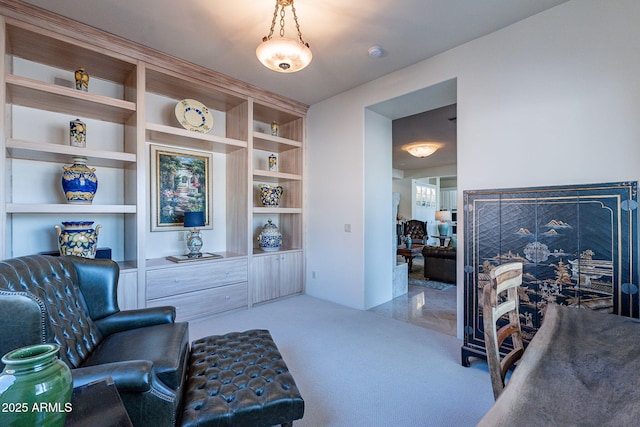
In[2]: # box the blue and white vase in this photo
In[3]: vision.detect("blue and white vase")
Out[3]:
[69,119,86,148]
[54,221,101,258]
[257,219,283,252]
[259,184,283,207]
[61,157,98,204]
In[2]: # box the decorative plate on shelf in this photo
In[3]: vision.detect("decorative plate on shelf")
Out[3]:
[175,99,213,133]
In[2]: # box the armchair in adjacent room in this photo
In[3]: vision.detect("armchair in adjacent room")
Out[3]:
[0,255,190,427]
[403,219,428,245]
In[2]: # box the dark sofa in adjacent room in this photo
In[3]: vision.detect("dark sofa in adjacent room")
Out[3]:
[422,246,457,284]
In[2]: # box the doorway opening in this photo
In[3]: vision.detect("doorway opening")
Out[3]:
[366,79,458,336]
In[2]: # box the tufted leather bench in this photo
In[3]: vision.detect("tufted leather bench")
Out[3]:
[180,329,304,427]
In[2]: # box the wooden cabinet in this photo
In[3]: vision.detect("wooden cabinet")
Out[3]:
[117,267,138,310]
[252,251,303,304]
[146,258,248,321]
[0,2,306,320]
[250,102,305,304]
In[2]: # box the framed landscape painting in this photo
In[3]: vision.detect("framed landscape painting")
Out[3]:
[150,145,213,231]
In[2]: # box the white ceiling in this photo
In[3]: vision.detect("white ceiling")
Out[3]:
[22,0,569,107]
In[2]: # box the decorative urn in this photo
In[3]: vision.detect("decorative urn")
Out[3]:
[257,219,283,252]
[61,157,98,204]
[54,221,101,258]
[259,184,283,207]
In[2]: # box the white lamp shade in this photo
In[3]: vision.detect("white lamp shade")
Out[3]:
[256,37,312,73]
[435,210,452,222]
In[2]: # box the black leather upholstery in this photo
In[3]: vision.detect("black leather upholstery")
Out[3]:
[181,330,304,427]
[0,255,189,427]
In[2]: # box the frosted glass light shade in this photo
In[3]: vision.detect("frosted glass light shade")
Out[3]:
[402,142,440,158]
[256,37,312,73]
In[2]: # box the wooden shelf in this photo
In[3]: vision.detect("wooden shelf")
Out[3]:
[253,132,302,152]
[253,170,302,182]
[146,122,246,153]
[6,21,137,83]
[145,66,247,114]
[6,74,136,123]
[7,203,136,214]
[253,207,302,214]
[252,247,302,256]
[253,102,302,126]
[6,139,136,167]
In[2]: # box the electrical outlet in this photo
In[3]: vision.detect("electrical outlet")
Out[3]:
[344,224,351,232]
[312,271,316,279]
[178,231,185,241]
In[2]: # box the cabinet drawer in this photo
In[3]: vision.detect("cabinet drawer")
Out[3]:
[146,258,248,299]
[147,282,247,322]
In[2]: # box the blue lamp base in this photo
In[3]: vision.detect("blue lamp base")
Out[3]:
[437,222,450,237]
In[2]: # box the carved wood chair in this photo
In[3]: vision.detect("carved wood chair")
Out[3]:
[483,262,525,400]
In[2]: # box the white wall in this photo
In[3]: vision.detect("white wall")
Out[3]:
[306,0,640,320]
[364,109,393,308]
[306,94,365,308]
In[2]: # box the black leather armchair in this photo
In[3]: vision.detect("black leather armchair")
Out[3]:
[0,255,189,427]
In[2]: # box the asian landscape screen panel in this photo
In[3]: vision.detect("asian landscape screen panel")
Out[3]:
[461,181,638,366]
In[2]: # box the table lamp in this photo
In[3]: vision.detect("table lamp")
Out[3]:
[183,211,205,258]
[435,210,452,237]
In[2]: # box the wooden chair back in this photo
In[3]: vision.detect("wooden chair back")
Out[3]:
[483,262,524,400]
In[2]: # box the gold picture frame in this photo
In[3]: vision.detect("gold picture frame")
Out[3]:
[150,144,213,231]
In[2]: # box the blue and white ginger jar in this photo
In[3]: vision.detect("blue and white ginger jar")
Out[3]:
[257,219,282,252]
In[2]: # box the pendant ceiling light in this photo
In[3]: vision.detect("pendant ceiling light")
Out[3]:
[256,0,312,73]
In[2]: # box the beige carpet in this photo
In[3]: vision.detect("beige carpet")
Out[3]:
[189,294,494,427]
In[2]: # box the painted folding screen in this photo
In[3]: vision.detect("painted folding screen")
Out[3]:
[461,181,638,366]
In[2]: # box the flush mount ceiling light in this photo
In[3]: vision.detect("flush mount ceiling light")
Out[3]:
[402,142,440,158]
[256,0,312,73]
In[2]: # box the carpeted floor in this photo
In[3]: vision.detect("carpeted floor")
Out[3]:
[189,294,493,427]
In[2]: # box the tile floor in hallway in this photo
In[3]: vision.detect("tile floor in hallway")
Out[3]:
[369,255,457,336]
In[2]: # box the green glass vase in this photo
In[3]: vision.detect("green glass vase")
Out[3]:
[0,344,73,427]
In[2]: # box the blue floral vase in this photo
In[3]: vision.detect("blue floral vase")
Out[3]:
[257,219,283,251]
[54,221,101,258]
[61,157,98,204]
[0,343,73,427]
[259,184,283,207]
